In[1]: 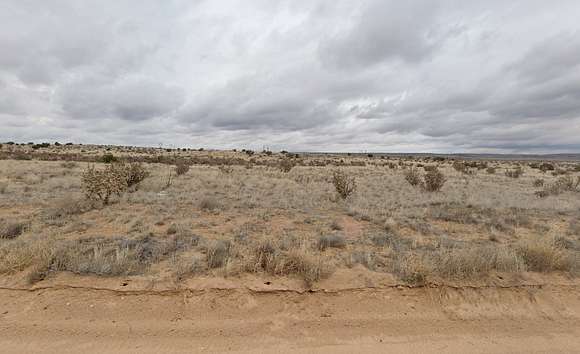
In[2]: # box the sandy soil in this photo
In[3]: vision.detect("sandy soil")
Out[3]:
[0,281,579,353]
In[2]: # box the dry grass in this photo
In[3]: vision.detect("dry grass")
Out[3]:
[0,219,27,239]
[429,246,525,279]
[1,150,580,287]
[516,238,578,273]
[317,234,346,251]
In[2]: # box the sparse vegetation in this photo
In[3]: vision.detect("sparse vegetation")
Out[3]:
[1,146,579,289]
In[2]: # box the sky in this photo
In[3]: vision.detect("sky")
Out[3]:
[1,0,580,153]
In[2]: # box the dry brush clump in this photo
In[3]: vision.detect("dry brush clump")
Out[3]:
[404,166,422,186]
[1,233,202,283]
[175,161,191,176]
[536,175,580,198]
[0,219,27,239]
[332,170,356,199]
[81,162,149,204]
[504,166,524,178]
[515,238,578,273]
[245,238,331,286]
[279,158,297,173]
[422,168,446,192]
[405,167,446,192]
[452,161,471,174]
[317,234,347,251]
[428,246,525,279]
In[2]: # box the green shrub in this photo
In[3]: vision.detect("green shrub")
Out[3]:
[101,153,118,163]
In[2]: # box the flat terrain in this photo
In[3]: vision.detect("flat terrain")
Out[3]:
[0,144,579,352]
[1,282,579,353]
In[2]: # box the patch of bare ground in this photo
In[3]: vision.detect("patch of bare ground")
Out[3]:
[0,282,578,353]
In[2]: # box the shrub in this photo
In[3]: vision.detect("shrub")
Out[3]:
[392,253,429,285]
[332,170,356,199]
[125,163,149,188]
[0,220,26,239]
[533,178,545,187]
[551,169,568,176]
[175,162,190,176]
[539,163,555,172]
[540,176,580,196]
[505,167,523,178]
[60,161,77,169]
[279,158,296,173]
[101,153,118,163]
[199,197,222,212]
[516,239,576,272]
[404,167,422,186]
[452,161,472,174]
[205,240,231,268]
[422,168,446,192]
[329,220,343,231]
[486,167,496,174]
[81,164,129,204]
[218,165,233,174]
[317,234,346,251]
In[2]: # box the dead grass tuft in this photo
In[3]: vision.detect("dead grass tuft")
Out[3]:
[317,234,346,251]
[429,246,524,279]
[0,220,27,239]
[516,238,577,273]
[205,240,232,268]
[199,197,222,212]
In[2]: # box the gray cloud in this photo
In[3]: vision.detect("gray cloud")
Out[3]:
[1,0,580,153]
[319,1,445,68]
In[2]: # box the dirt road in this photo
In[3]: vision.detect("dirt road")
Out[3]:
[0,283,579,353]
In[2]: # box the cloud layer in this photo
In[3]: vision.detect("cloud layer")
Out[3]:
[1,0,580,153]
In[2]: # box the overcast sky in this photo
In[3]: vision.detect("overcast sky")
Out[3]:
[1,0,580,153]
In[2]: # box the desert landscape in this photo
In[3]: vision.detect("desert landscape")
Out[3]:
[1,143,579,352]
[3,1,580,352]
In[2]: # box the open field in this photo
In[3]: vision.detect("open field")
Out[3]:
[1,143,580,352]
